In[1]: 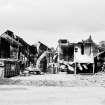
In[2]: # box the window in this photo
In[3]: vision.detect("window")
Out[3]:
[81,44,84,55]
[75,48,78,52]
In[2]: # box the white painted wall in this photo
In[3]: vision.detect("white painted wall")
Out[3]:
[74,45,94,63]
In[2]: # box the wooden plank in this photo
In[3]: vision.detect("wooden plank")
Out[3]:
[74,62,76,75]
[93,63,95,74]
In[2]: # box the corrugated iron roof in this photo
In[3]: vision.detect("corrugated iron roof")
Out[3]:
[0,33,22,46]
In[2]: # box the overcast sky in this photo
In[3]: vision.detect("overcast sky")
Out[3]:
[0,0,105,47]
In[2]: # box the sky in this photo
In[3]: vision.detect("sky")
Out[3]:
[0,0,105,47]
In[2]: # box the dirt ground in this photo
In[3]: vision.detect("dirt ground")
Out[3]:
[0,72,105,105]
[1,71,105,87]
[0,86,105,105]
